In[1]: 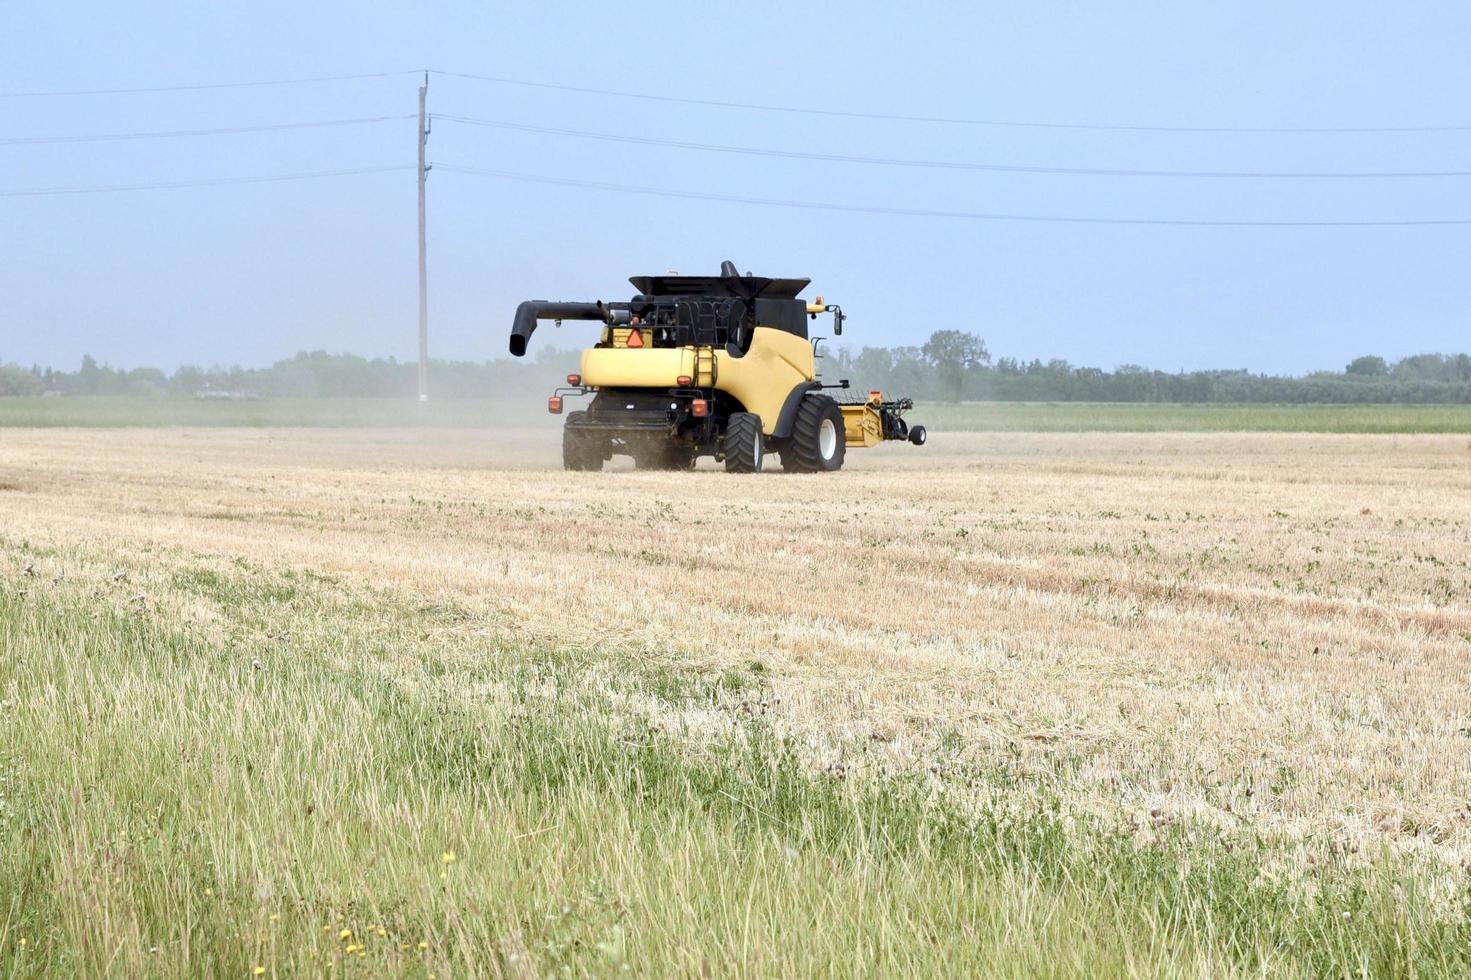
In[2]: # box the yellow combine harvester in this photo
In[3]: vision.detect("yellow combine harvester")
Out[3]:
[509,261,926,472]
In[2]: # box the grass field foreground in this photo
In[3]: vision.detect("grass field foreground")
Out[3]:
[3,559,1467,977]
[2,428,1471,975]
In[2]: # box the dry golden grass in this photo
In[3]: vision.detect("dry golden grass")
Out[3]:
[3,425,1469,871]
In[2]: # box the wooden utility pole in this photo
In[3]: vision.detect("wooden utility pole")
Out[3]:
[417,73,430,403]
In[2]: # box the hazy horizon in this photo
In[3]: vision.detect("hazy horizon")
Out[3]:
[11,342,1469,381]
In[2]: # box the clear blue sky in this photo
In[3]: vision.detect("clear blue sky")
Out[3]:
[3,2,1469,376]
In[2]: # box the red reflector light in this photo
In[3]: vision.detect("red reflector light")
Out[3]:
[676,375,692,387]
[625,329,644,348]
[691,399,708,417]
[547,395,563,414]
[868,390,883,404]
[566,373,581,386]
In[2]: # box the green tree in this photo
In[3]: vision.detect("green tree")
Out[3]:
[173,365,206,393]
[77,354,102,395]
[1346,355,1388,377]
[0,364,42,396]
[1394,353,1454,382]
[921,330,990,401]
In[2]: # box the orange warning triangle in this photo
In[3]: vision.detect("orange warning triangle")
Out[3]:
[626,328,644,348]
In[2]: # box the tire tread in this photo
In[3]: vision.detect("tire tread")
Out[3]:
[781,395,846,472]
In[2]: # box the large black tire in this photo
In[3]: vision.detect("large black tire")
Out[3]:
[562,413,604,471]
[781,394,846,473]
[723,413,764,473]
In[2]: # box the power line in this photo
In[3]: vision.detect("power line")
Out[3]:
[0,115,416,146]
[5,65,1464,134]
[0,70,419,98]
[431,69,1471,135]
[0,164,413,197]
[435,163,1471,227]
[436,113,1471,180]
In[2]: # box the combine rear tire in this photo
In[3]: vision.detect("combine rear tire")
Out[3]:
[562,413,604,471]
[723,413,764,473]
[781,395,846,473]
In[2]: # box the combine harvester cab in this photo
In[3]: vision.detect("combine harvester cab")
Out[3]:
[509,260,926,473]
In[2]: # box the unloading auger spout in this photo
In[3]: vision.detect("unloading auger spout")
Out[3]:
[509,301,630,357]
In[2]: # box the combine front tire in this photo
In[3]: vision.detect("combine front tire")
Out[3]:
[723,413,764,473]
[562,413,604,471]
[782,395,846,472]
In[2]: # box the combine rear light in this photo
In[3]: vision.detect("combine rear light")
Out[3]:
[868,390,883,404]
[566,373,581,386]
[547,395,563,414]
[676,375,692,387]
[690,399,709,417]
[625,328,644,348]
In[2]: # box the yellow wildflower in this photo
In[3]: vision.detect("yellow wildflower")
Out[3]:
[339,929,352,941]
[253,968,266,976]
[440,851,456,864]
[417,941,428,950]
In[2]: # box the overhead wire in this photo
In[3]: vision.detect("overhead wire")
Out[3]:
[435,112,1471,179]
[0,165,413,197]
[0,115,416,145]
[0,70,421,98]
[4,65,1464,133]
[434,163,1471,227]
[430,69,1471,135]
[3,67,1468,223]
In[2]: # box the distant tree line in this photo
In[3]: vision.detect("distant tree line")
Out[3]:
[4,334,1471,404]
[829,339,1471,404]
[0,349,578,400]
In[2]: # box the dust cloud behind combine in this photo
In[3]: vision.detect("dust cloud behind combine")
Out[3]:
[3,424,1470,868]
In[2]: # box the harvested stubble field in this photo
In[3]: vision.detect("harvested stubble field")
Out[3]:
[2,423,1471,976]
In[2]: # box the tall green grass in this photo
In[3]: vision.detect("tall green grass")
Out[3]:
[3,568,1470,976]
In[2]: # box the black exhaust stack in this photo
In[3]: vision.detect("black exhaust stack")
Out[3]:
[509,301,628,357]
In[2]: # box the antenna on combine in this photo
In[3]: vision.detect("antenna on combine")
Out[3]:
[417,71,431,403]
